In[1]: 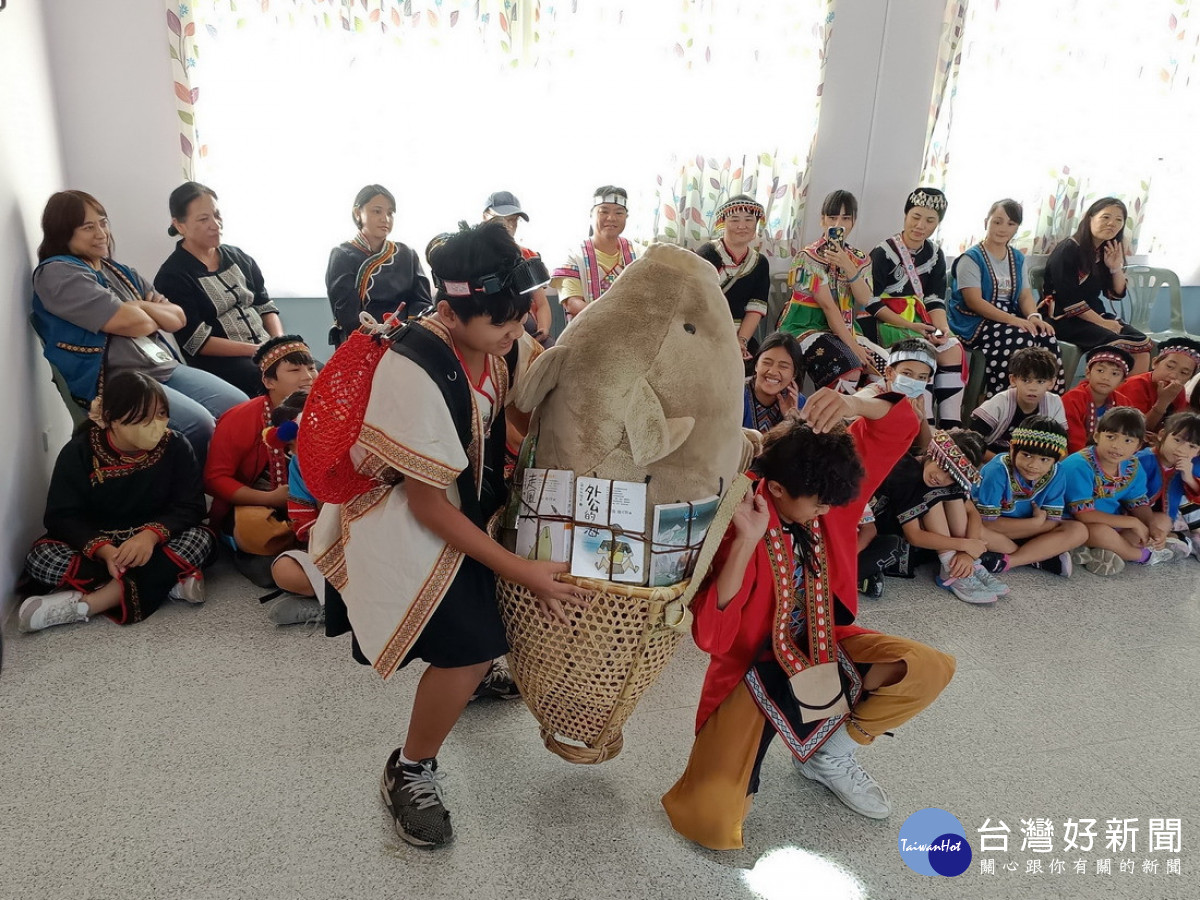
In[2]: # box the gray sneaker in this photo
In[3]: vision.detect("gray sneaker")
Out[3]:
[1080,547,1125,576]
[793,727,891,819]
[380,750,453,846]
[936,572,997,605]
[1161,538,1192,563]
[972,564,1010,597]
[267,594,325,626]
[18,591,87,633]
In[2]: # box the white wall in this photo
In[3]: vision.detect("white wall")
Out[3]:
[0,1,72,611]
[807,0,946,250]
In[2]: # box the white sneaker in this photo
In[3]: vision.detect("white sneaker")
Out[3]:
[18,591,88,633]
[794,726,891,819]
[168,573,205,604]
[1142,546,1179,567]
[1161,538,1191,563]
[1078,547,1125,576]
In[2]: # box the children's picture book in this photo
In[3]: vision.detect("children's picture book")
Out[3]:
[570,477,648,584]
[514,469,575,563]
[649,495,721,587]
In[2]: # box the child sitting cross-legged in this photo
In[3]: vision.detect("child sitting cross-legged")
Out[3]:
[1136,410,1200,559]
[1062,346,1134,454]
[968,346,1066,460]
[973,415,1088,577]
[19,371,215,632]
[1059,407,1191,575]
[873,427,1006,603]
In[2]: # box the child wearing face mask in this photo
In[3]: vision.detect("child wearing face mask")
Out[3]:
[19,371,214,633]
[857,338,937,452]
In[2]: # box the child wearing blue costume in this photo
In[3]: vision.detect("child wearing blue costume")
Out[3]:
[1059,407,1188,575]
[974,416,1087,577]
[1136,410,1200,559]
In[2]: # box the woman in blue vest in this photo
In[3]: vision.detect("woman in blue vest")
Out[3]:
[31,190,245,465]
[948,198,1063,400]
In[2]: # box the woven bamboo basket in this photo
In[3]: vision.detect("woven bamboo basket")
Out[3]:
[496,572,692,764]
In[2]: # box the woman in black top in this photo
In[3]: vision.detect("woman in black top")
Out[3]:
[325,184,432,346]
[154,182,284,396]
[695,195,771,372]
[1040,197,1151,375]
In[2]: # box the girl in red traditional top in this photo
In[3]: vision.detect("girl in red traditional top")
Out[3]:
[662,389,956,850]
[1112,337,1200,433]
[203,335,317,587]
[1061,345,1133,454]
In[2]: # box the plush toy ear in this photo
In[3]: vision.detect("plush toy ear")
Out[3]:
[625,377,695,467]
[513,345,570,412]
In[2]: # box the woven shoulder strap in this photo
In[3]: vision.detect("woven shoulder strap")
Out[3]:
[678,472,755,609]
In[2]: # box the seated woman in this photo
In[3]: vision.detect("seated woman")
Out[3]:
[778,189,886,392]
[19,371,215,633]
[154,182,285,397]
[695,195,771,370]
[1039,197,1152,375]
[948,198,1063,400]
[325,184,432,347]
[483,191,553,345]
[868,188,966,428]
[204,335,317,587]
[743,332,805,433]
[552,186,641,321]
[31,190,246,465]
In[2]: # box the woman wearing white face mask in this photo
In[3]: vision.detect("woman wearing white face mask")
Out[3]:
[18,372,215,634]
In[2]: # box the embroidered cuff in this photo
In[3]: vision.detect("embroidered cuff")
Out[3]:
[924,297,946,313]
[256,301,281,317]
[1122,496,1150,510]
[865,298,885,317]
[1059,299,1093,319]
[745,300,769,317]
[1066,499,1095,515]
[183,322,213,356]
[1042,506,1064,521]
[977,506,1001,521]
[142,523,170,544]
[83,536,113,559]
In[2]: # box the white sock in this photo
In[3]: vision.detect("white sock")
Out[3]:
[398,751,420,767]
[937,550,957,575]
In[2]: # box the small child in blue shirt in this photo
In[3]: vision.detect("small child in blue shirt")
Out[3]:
[1059,407,1187,575]
[973,415,1087,577]
[1136,410,1200,558]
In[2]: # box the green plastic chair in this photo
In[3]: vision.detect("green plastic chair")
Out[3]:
[1121,265,1191,344]
[29,312,91,429]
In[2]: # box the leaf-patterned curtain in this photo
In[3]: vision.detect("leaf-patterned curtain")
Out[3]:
[919,0,1199,268]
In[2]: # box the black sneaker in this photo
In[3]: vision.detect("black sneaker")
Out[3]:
[859,573,885,599]
[1029,551,1072,578]
[471,657,520,701]
[978,551,1009,574]
[380,749,453,847]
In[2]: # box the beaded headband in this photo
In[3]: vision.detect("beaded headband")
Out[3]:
[259,340,310,373]
[593,192,628,209]
[905,188,948,216]
[1009,427,1069,462]
[927,430,981,491]
[1156,338,1200,368]
[1085,348,1132,377]
[714,196,765,227]
[888,347,937,372]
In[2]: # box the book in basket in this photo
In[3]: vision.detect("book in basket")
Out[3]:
[570,477,647,584]
[649,495,720,587]
[514,468,575,563]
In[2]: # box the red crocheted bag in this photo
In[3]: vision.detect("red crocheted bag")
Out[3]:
[296,328,393,504]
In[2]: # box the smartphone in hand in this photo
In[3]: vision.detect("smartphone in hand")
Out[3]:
[826,226,845,248]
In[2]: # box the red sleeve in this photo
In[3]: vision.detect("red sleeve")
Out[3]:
[1062,388,1090,454]
[691,528,760,658]
[825,398,919,618]
[203,401,262,504]
[1113,374,1155,414]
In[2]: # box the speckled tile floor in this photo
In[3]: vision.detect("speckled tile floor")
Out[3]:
[2,553,1197,900]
